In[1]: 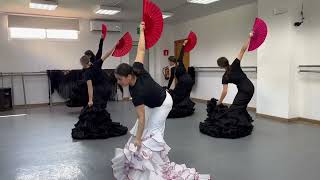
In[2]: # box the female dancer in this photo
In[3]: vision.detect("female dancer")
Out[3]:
[112,22,209,180]
[199,32,254,139]
[168,41,195,118]
[71,45,128,139]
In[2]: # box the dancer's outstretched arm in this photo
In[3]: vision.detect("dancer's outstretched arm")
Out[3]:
[135,22,146,64]
[87,80,94,107]
[218,85,228,105]
[134,105,145,149]
[95,35,104,60]
[177,39,188,66]
[237,32,253,61]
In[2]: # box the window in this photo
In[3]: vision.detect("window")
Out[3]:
[9,28,79,40]
[9,28,46,39]
[46,29,79,40]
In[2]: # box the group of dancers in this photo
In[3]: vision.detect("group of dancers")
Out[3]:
[69,19,255,179]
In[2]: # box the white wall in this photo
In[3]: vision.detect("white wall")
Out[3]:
[257,0,293,118]
[257,0,320,120]
[171,3,258,108]
[0,15,138,105]
[292,0,320,120]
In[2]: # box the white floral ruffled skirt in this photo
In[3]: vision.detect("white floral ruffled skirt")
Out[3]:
[112,92,211,180]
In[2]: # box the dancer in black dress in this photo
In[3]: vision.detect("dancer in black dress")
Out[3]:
[199,32,254,139]
[168,40,196,118]
[71,46,128,139]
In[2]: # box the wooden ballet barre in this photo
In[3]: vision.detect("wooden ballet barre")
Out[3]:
[298,65,320,73]
[299,70,320,73]
[298,65,320,68]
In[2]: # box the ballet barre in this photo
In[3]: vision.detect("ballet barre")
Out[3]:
[0,72,50,108]
[194,66,257,72]
[298,65,320,73]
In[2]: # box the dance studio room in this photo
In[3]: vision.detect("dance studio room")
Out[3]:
[0,0,320,179]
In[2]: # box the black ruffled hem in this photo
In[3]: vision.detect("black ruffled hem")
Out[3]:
[168,98,195,118]
[71,106,128,139]
[199,98,254,139]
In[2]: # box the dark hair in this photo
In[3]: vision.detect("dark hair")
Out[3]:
[168,56,177,63]
[217,57,231,79]
[80,55,90,65]
[84,50,95,62]
[115,63,134,77]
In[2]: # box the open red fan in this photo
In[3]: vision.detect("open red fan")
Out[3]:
[184,31,198,52]
[102,24,107,40]
[248,18,268,51]
[142,0,164,49]
[112,32,133,57]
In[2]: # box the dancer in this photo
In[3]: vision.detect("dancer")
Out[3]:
[71,45,128,139]
[167,41,195,118]
[112,22,209,180]
[199,32,255,139]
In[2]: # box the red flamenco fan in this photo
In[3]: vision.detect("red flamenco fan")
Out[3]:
[112,32,133,57]
[102,24,107,40]
[143,0,164,49]
[248,18,268,51]
[184,31,197,52]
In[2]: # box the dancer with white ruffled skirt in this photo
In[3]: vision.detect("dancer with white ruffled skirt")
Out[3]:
[112,22,211,180]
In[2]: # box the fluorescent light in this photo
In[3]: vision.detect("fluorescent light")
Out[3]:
[0,114,27,118]
[163,12,173,19]
[9,28,46,39]
[46,29,79,40]
[187,0,220,4]
[95,5,121,15]
[29,0,58,10]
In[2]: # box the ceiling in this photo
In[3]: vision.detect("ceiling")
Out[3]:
[0,0,256,23]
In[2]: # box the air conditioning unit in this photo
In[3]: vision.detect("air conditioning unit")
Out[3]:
[90,20,122,32]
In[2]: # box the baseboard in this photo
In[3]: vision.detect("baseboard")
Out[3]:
[191,98,208,104]
[13,102,65,109]
[256,113,293,123]
[257,113,320,126]
[291,117,320,126]
[121,97,131,101]
[191,98,257,112]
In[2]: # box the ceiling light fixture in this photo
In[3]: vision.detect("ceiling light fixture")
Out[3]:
[187,0,220,5]
[95,5,121,15]
[29,0,58,11]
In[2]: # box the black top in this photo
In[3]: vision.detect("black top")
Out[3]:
[222,58,248,85]
[84,59,106,86]
[129,62,166,108]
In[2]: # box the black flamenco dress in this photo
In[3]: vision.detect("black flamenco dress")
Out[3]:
[199,58,254,139]
[168,46,195,118]
[71,59,128,139]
